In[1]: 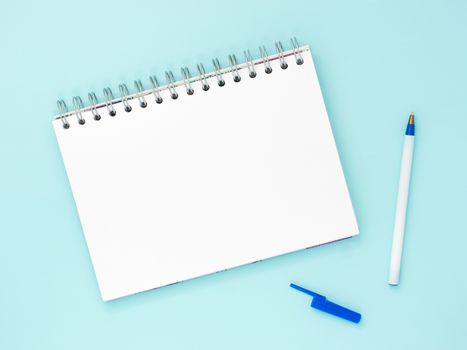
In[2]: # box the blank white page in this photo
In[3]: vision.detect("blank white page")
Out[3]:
[53,47,358,301]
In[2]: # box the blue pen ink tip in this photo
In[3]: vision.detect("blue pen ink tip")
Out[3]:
[405,113,415,135]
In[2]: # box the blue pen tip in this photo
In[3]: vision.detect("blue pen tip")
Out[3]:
[405,113,415,136]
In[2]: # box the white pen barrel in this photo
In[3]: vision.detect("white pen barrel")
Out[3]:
[389,135,414,285]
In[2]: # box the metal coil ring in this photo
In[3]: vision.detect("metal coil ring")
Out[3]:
[228,54,241,82]
[181,67,194,95]
[134,80,148,108]
[57,99,70,129]
[56,40,305,125]
[72,96,86,125]
[149,75,163,104]
[212,58,225,87]
[291,37,304,65]
[165,71,178,99]
[88,92,101,120]
[103,87,117,116]
[119,84,132,112]
[259,45,272,74]
[244,50,257,78]
[197,63,210,91]
[275,41,288,69]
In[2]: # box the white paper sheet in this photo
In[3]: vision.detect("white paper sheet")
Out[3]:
[53,47,358,301]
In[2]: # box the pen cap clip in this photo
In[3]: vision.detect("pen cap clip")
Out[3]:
[311,297,361,324]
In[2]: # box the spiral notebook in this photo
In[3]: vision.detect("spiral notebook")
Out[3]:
[53,39,358,301]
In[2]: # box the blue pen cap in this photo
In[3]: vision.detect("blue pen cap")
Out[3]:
[311,296,362,323]
[290,283,362,324]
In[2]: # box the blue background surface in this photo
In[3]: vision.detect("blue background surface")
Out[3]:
[1,0,467,349]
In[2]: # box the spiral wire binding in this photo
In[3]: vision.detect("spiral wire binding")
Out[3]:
[291,37,304,65]
[119,84,132,112]
[228,54,241,82]
[244,50,257,78]
[72,96,86,125]
[259,45,273,74]
[134,80,148,107]
[197,63,210,91]
[181,67,194,95]
[212,58,226,87]
[165,71,179,99]
[56,39,308,128]
[88,92,101,120]
[57,99,70,129]
[103,87,117,116]
[149,76,163,104]
[275,41,288,69]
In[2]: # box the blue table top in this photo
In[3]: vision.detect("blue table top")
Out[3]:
[1,0,466,349]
